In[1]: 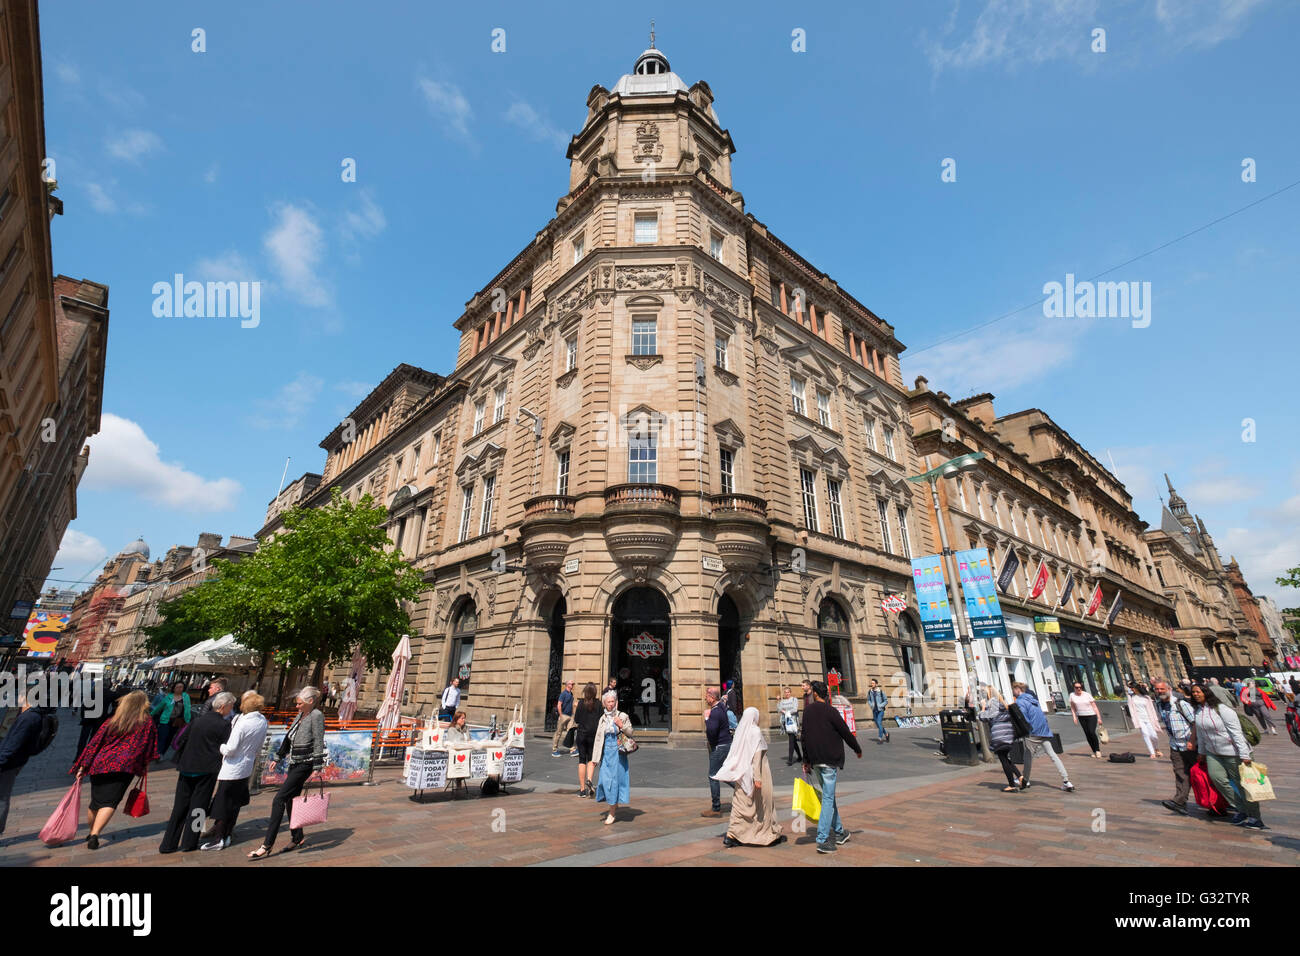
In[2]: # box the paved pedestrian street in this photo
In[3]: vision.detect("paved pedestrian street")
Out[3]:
[2,710,1295,868]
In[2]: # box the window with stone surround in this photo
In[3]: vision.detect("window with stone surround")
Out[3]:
[719,447,735,495]
[710,231,723,261]
[556,449,570,496]
[897,506,912,558]
[882,425,897,461]
[790,375,807,417]
[634,213,658,244]
[566,335,578,372]
[864,417,877,452]
[458,484,474,542]
[816,389,832,428]
[493,385,507,425]
[877,498,893,553]
[827,478,845,538]
[472,401,485,436]
[632,317,657,355]
[799,468,819,531]
[628,429,657,484]
[715,332,729,371]
[479,474,496,536]
[572,232,585,265]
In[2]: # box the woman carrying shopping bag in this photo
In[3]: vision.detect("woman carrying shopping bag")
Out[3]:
[591,690,632,825]
[69,691,158,850]
[1189,683,1266,830]
[248,687,325,859]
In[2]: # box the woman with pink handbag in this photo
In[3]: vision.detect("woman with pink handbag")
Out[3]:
[69,690,158,850]
[248,686,326,859]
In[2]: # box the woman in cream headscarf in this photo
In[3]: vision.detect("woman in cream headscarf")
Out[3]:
[711,707,785,848]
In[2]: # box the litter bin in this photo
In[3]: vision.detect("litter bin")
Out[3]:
[939,708,978,766]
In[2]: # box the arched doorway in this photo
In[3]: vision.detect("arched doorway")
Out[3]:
[718,593,743,711]
[544,595,567,733]
[817,598,855,696]
[896,612,924,703]
[611,587,671,729]
[448,601,477,697]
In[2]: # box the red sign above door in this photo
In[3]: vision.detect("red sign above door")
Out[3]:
[627,631,665,659]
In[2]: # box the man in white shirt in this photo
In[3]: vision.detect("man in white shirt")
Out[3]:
[439,678,461,722]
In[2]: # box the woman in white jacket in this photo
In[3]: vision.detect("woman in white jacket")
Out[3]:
[1126,681,1163,759]
[202,691,269,850]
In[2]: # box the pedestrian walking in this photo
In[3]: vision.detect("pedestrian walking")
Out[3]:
[69,690,159,851]
[801,681,861,853]
[1010,682,1074,792]
[150,681,191,760]
[1152,680,1197,816]
[714,707,784,847]
[551,679,577,757]
[1207,678,1238,711]
[591,690,632,825]
[203,691,268,850]
[159,692,233,854]
[573,683,601,797]
[1289,675,1300,698]
[1188,683,1266,830]
[76,677,123,760]
[0,682,46,839]
[778,687,802,765]
[700,685,733,817]
[1239,681,1277,736]
[978,687,1021,793]
[1068,681,1103,759]
[800,679,813,708]
[1126,682,1164,758]
[247,686,326,859]
[438,678,461,723]
[197,678,228,717]
[867,678,890,744]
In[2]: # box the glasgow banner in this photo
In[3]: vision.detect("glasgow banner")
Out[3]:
[911,555,955,642]
[955,548,1008,639]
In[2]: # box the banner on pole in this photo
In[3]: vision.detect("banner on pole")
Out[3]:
[955,548,1008,639]
[911,555,955,642]
[995,547,1020,594]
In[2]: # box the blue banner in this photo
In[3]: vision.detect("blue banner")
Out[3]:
[911,555,955,642]
[955,548,1008,639]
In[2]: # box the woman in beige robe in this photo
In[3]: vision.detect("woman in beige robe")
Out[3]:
[712,707,785,847]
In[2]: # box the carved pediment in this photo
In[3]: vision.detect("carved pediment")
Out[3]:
[713,418,745,448]
[465,354,517,394]
[549,420,576,450]
[867,467,911,497]
[620,404,668,434]
[788,435,849,476]
[781,342,841,385]
[455,442,505,478]
[854,385,902,422]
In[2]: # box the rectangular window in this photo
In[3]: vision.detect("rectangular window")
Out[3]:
[770,279,783,311]
[412,506,427,556]
[816,390,832,428]
[432,432,441,466]
[710,232,723,260]
[634,213,658,244]
[1010,507,1020,537]
[790,376,806,417]
[897,507,912,558]
[864,417,877,452]
[956,478,968,512]
[572,233,584,264]
[719,447,735,495]
[459,485,474,542]
[628,431,657,484]
[715,333,729,370]
[878,499,893,553]
[632,318,657,355]
[556,450,571,496]
[990,494,1002,529]
[411,444,422,476]
[827,479,845,538]
[976,487,986,520]
[493,385,507,424]
[566,335,578,372]
[392,456,404,486]
[472,401,485,436]
[882,426,897,461]
[479,474,496,536]
[800,469,819,531]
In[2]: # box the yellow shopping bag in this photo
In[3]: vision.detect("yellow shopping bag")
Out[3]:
[1240,762,1275,802]
[792,776,821,822]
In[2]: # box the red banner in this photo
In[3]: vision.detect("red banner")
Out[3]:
[1029,560,1049,600]
[1085,584,1103,617]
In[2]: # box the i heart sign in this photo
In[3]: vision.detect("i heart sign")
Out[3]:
[493,751,503,759]
[456,754,466,763]
[514,726,523,735]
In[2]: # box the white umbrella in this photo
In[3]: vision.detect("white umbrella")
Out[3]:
[374,635,411,731]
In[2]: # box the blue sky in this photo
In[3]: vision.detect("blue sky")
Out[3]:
[39,0,1300,606]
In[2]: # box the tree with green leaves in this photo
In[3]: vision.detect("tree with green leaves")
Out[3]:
[148,488,428,699]
[1277,566,1300,643]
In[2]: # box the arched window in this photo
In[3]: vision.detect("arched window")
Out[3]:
[897,614,925,700]
[817,598,855,695]
[449,601,477,695]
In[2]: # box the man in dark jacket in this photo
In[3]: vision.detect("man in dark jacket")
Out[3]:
[801,681,862,853]
[701,685,733,817]
[0,685,45,837]
[159,692,233,854]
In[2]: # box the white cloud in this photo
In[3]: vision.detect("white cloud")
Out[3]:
[263,203,331,307]
[55,62,80,86]
[417,76,474,143]
[52,528,106,570]
[1154,0,1267,50]
[504,101,568,149]
[904,318,1083,397]
[251,372,325,430]
[1184,476,1263,506]
[335,381,373,400]
[340,188,387,243]
[84,181,117,214]
[105,128,163,163]
[193,250,257,282]
[83,413,241,511]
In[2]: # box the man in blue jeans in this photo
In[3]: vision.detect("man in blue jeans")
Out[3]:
[867,679,890,744]
[701,686,733,817]
[801,681,862,853]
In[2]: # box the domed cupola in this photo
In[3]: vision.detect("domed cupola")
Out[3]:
[119,536,150,561]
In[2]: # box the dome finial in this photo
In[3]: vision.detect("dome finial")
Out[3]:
[650,18,656,49]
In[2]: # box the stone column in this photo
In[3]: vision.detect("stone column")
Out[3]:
[669,609,719,746]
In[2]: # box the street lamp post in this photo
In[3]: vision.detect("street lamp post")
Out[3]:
[908,452,991,760]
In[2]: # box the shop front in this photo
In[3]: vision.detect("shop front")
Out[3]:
[1055,626,1122,699]
[975,612,1059,705]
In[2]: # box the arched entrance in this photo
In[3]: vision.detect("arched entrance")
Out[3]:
[543,595,567,733]
[448,601,477,697]
[817,597,856,696]
[611,587,671,730]
[1178,644,1194,677]
[718,593,743,711]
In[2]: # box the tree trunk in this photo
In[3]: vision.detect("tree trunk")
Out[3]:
[254,651,269,691]
[274,666,288,711]
[310,653,326,691]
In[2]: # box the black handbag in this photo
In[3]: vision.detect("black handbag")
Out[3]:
[562,727,576,749]
[1109,752,1136,763]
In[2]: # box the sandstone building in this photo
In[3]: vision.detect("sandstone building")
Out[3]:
[264,45,956,739]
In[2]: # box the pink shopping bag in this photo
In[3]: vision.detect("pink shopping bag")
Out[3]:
[40,778,82,846]
[289,776,330,829]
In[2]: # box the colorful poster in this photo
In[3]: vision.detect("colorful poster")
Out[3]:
[911,555,955,642]
[955,548,1008,639]
[22,610,70,656]
[260,729,373,786]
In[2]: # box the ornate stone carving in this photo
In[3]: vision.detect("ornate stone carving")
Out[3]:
[625,354,663,371]
[714,368,739,387]
[628,564,652,584]
[615,265,673,291]
[760,337,778,356]
[702,273,740,313]
[555,280,586,315]
[556,368,578,389]
[522,339,543,361]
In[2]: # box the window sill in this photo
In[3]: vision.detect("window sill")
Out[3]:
[625,353,664,371]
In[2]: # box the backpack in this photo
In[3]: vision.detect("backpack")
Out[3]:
[1241,716,1261,747]
[1189,758,1228,815]
[33,712,59,756]
[1108,752,1136,763]
[1006,702,1033,739]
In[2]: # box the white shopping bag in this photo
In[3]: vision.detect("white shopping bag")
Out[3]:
[447,748,471,779]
